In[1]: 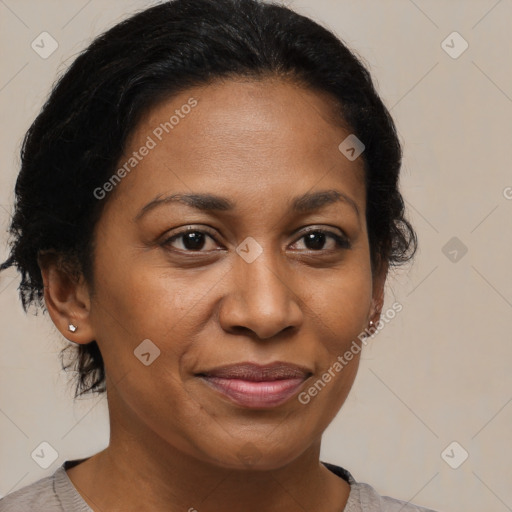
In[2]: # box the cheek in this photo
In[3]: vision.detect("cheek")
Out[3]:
[88,259,209,428]
[298,259,372,404]
[313,260,373,350]
[90,241,225,386]
[296,298,369,431]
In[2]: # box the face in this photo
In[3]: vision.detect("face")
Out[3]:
[84,78,384,470]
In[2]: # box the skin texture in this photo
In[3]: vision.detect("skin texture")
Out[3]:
[39,77,386,512]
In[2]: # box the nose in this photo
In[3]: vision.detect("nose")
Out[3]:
[218,248,304,340]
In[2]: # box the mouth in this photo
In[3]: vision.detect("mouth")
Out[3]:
[196,362,313,409]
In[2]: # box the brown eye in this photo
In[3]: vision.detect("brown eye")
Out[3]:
[160,226,351,255]
[292,229,351,252]
[162,229,219,252]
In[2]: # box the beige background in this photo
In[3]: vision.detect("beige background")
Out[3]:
[1,1,511,511]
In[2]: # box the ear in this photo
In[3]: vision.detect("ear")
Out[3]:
[38,251,95,345]
[369,257,388,324]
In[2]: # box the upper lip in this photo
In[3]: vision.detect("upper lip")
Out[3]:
[197,362,312,382]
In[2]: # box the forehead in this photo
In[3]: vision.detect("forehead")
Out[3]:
[137,77,355,156]
[109,78,366,216]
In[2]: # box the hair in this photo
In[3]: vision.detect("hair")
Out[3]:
[0,0,417,398]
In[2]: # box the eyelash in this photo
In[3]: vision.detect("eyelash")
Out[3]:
[160,226,351,254]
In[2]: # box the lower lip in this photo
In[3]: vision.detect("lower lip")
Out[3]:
[199,376,307,408]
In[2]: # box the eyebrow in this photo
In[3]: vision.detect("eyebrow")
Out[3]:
[134,189,360,221]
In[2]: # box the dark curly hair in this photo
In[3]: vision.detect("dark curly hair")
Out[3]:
[0,0,417,398]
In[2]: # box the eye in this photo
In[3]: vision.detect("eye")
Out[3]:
[290,228,351,252]
[160,226,351,254]
[161,228,219,252]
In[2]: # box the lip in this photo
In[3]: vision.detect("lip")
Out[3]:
[196,362,312,409]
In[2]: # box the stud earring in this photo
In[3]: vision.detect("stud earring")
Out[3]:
[68,324,78,333]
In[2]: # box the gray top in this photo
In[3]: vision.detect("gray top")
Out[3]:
[0,459,439,511]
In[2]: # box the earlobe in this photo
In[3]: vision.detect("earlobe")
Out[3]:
[38,252,95,345]
[370,295,384,325]
[370,258,388,324]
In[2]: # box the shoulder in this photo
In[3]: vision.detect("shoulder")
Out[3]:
[321,462,439,512]
[0,471,60,511]
[355,481,439,511]
[0,462,91,512]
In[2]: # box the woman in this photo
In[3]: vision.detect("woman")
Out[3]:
[0,0,438,510]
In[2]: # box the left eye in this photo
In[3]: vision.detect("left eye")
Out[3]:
[291,229,350,251]
[161,228,350,253]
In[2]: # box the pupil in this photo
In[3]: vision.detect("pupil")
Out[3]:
[184,232,205,250]
[305,232,325,250]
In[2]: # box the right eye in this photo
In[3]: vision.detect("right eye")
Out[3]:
[161,227,220,253]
